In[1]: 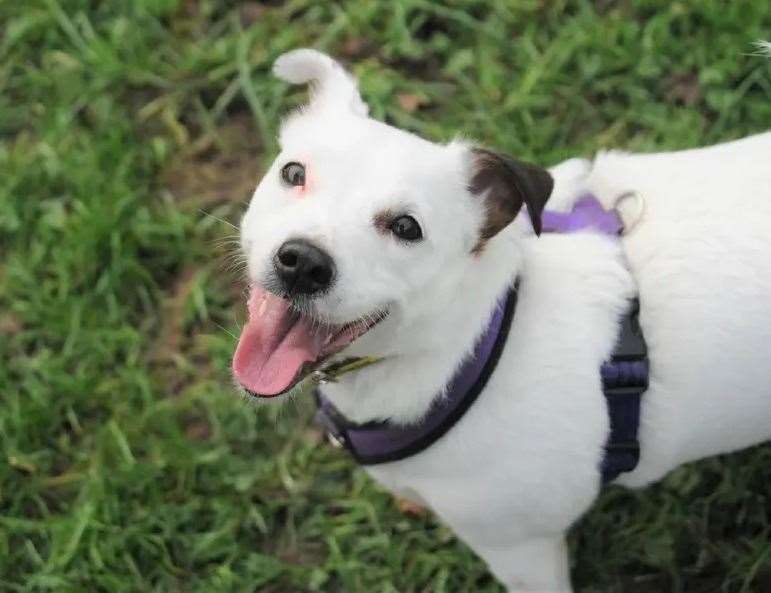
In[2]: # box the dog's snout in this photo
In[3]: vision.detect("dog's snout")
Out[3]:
[274,239,335,296]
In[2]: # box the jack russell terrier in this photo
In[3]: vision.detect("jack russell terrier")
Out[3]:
[231,49,771,592]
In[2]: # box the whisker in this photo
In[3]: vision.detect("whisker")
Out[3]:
[199,209,239,231]
[213,321,238,341]
[211,239,243,250]
[221,258,248,273]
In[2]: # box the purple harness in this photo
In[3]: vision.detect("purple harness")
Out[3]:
[316,195,649,484]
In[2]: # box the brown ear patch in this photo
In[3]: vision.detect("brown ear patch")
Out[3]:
[468,148,554,253]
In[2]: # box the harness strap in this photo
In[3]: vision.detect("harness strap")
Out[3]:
[315,286,518,465]
[600,299,648,484]
[316,294,648,484]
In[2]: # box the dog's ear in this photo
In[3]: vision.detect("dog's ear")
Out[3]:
[273,49,369,117]
[468,148,553,244]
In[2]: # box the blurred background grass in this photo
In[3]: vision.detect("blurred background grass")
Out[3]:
[1,1,770,592]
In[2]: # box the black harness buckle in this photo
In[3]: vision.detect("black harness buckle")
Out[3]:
[600,299,648,484]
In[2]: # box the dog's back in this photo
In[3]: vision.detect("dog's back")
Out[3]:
[583,132,771,486]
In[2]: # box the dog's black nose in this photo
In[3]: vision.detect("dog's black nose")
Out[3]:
[274,239,335,296]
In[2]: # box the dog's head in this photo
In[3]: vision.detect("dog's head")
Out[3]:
[233,49,553,398]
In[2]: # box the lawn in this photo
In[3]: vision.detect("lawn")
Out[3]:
[1,1,770,592]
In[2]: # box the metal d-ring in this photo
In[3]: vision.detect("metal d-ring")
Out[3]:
[613,190,646,235]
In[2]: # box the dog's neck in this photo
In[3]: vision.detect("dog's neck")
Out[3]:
[320,229,525,425]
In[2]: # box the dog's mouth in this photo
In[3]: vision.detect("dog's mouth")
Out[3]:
[232,286,387,398]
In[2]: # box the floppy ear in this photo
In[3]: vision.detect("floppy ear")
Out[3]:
[468,148,553,246]
[273,48,369,117]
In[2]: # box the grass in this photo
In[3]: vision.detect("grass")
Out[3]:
[0,1,769,592]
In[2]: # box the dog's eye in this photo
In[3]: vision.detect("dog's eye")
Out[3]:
[390,215,422,242]
[280,162,305,186]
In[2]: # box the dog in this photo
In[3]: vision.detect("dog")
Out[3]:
[231,49,771,592]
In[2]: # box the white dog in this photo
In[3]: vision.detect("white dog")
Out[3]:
[232,49,771,592]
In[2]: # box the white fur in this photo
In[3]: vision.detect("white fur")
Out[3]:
[273,48,369,117]
[240,50,771,592]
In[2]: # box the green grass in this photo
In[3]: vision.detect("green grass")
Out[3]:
[1,1,770,592]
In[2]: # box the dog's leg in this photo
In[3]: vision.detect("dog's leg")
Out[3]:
[479,535,571,593]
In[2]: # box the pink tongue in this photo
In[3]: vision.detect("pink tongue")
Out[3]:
[232,287,330,396]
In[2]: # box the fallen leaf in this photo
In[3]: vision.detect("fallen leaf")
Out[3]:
[342,37,367,58]
[185,419,212,441]
[396,93,428,113]
[0,314,23,335]
[239,2,268,27]
[666,72,702,106]
[394,494,428,517]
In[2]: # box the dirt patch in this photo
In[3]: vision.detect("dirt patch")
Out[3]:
[665,72,702,106]
[238,2,270,27]
[153,265,198,362]
[151,114,263,393]
[162,113,263,211]
[273,539,327,567]
[183,415,213,441]
[0,313,23,335]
